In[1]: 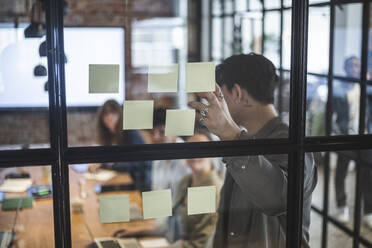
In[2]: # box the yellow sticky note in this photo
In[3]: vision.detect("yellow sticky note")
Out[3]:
[186,62,216,93]
[148,65,178,92]
[188,186,216,215]
[99,194,130,223]
[165,109,195,136]
[123,100,154,130]
[89,64,120,93]
[142,189,172,219]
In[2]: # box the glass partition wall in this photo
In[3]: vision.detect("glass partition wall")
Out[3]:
[0,1,371,248]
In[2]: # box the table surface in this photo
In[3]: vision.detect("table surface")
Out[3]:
[0,166,154,248]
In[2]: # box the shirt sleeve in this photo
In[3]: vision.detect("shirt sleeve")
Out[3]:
[223,132,288,216]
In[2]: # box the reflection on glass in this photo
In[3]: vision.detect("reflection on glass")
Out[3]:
[308,7,330,74]
[0,25,50,150]
[235,0,247,12]
[132,18,184,68]
[359,149,372,242]
[224,0,234,14]
[332,80,359,136]
[248,0,262,10]
[310,0,329,4]
[309,151,324,209]
[327,223,352,248]
[263,11,280,67]
[0,166,54,247]
[366,85,372,134]
[282,10,292,70]
[241,12,263,54]
[283,0,291,8]
[306,74,327,136]
[275,71,290,123]
[224,17,234,58]
[264,0,280,10]
[333,3,362,78]
[212,0,222,15]
[329,151,356,228]
[309,211,322,247]
[212,17,223,60]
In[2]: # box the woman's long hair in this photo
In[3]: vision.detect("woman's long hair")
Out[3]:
[96,99,124,145]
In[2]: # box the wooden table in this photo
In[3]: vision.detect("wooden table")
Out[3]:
[0,166,154,248]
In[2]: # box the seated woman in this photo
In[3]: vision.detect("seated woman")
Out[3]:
[93,99,151,191]
[113,126,222,248]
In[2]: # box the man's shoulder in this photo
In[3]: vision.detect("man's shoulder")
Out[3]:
[267,119,289,139]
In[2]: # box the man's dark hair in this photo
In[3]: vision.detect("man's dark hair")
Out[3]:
[153,108,166,127]
[216,53,279,104]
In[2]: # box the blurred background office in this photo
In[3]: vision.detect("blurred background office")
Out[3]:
[0,0,372,248]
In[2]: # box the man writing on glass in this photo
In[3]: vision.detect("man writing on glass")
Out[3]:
[189,53,317,248]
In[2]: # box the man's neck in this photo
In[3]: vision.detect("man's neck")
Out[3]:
[239,105,278,135]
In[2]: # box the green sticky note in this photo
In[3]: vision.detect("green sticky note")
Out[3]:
[142,189,172,219]
[186,62,216,93]
[123,100,154,130]
[187,186,216,215]
[99,194,130,223]
[148,64,178,93]
[165,109,195,136]
[89,64,120,93]
[2,197,33,211]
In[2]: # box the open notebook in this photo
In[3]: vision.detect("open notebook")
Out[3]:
[94,237,169,248]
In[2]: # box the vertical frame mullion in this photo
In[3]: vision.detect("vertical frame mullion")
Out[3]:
[322,0,335,247]
[287,0,308,248]
[353,1,370,247]
[45,0,71,247]
[278,0,284,116]
[221,0,225,59]
[261,0,265,54]
[209,0,213,61]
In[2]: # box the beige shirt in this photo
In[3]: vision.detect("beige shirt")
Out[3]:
[156,169,222,248]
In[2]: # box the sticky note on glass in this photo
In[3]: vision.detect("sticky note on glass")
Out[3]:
[123,100,154,130]
[142,189,172,219]
[99,194,130,223]
[148,65,178,92]
[89,64,120,93]
[186,62,216,93]
[188,186,216,215]
[165,109,195,136]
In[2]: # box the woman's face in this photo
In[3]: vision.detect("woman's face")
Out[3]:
[186,134,212,172]
[103,112,120,134]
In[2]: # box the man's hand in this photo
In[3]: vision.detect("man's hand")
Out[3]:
[112,227,146,238]
[188,83,241,140]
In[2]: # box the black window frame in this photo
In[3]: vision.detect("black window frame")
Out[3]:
[0,0,371,248]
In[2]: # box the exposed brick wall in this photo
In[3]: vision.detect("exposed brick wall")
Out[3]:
[0,111,49,146]
[64,0,174,27]
[67,110,97,146]
[0,0,179,146]
[0,110,97,147]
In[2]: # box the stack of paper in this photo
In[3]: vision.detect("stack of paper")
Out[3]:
[139,238,170,248]
[83,170,116,181]
[0,179,33,193]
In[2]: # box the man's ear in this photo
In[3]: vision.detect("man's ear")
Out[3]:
[238,85,255,108]
[232,84,243,104]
